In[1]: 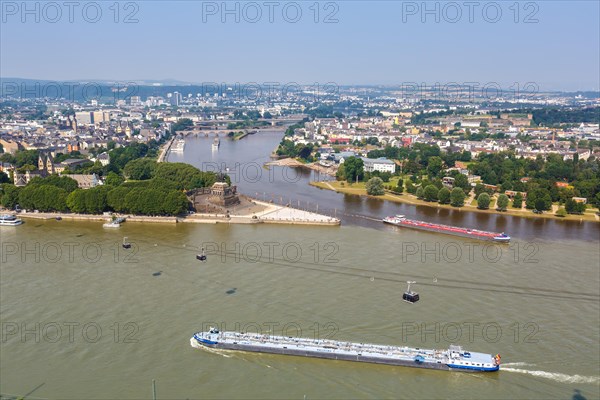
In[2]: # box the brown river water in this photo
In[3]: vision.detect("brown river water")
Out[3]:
[1,132,598,399]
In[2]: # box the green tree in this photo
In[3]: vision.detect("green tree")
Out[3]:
[14,150,39,167]
[343,157,364,183]
[19,185,68,212]
[83,186,110,214]
[170,118,194,134]
[535,199,546,212]
[153,162,219,190]
[477,193,490,209]
[496,194,509,211]
[416,186,424,199]
[366,177,385,196]
[0,171,9,184]
[124,158,157,180]
[555,207,567,217]
[527,188,552,210]
[0,153,16,164]
[107,186,132,212]
[453,173,471,194]
[28,175,79,193]
[565,198,579,214]
[426,156,443,178]
[438,187,451,204]
[395,178,404,194]
[512,193,523,208]
[105,171,124,186]
[450,187,465,207]
[474,183,487,197]
[162,190,190,215]
[66,190,87,213]
[0,184,21,209]
[423,185,439,202]
[336,163,346,181]
[379,172,392,183]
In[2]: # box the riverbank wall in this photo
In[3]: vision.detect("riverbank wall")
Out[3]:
[10,197,341,227]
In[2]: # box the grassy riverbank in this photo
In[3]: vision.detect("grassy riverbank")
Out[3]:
[310,181,600,223]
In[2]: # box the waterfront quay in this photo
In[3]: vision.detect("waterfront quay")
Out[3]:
[8,199,340,227]
[184,199,339,226]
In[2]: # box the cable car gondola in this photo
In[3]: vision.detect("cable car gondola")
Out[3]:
[403,281,419,303]
[122,237,131,249]
[196,247,207,262]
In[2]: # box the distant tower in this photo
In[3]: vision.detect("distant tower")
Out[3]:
[45,153,54,174]
[37,153,45,171]
[125,123,132,138]
[38,152,54,175]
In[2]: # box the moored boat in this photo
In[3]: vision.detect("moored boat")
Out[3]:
[103,217,126,228]
[383,215,510,242]
[0,214,23,226]
[171,138,186,153]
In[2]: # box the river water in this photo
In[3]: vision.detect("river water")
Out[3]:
[1,132,598,399]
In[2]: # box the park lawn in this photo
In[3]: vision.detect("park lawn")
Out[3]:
[338,181,366,190]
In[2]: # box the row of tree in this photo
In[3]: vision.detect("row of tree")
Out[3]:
[415,185,468,207]
[1,178,190,216]
[0,156,221,215]
[67,185,189,215]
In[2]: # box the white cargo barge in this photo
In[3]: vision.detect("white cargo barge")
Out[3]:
[191,328,500,372]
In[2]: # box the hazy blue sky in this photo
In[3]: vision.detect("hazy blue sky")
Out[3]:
[1,1,599,90]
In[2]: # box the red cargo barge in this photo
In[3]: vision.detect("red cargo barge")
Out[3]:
[383,215,510,243]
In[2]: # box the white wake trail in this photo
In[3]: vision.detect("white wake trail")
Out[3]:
[503,368,600,385]
[502,362,535,367]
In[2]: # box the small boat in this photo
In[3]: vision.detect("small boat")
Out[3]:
[55,216,62,221]
[196,247,207,262]
[402,281,419,303]
[212,137,220,149]
[103,216,126,228]
[0,214,23,226]
[122,237,131,249]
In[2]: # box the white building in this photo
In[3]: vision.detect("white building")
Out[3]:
[361,157,396,173]
[97,152,110,166]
